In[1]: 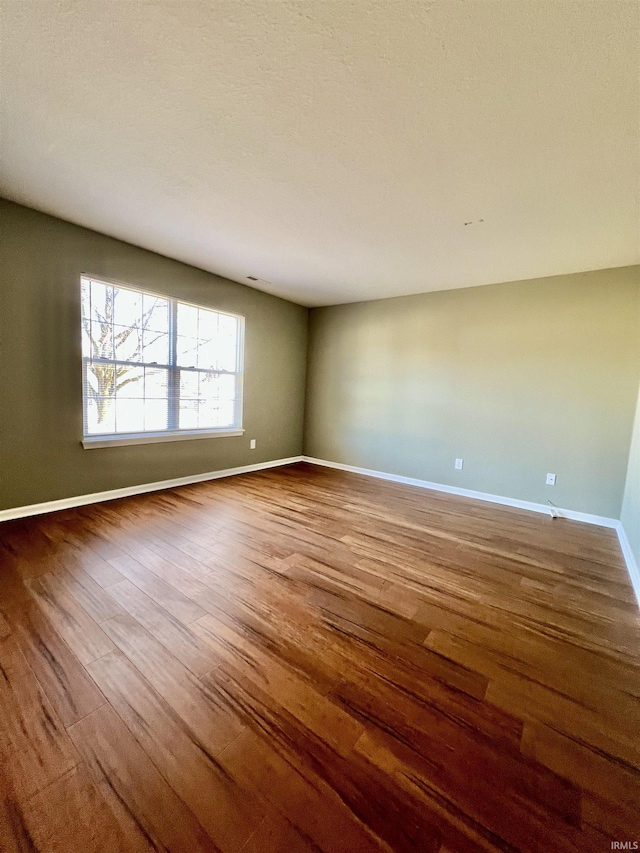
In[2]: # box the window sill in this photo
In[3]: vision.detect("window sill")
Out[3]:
[82,429,245,449]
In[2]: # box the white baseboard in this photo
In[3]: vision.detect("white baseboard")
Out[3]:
[3,452,638,610]
[302,456,618,527]
[616,523,640,607]
[0,456,304,523]
[302,456,640,606]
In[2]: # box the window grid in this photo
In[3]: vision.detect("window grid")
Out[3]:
[81,276,244,440]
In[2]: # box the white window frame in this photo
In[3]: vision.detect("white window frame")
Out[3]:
[81,274,245,449]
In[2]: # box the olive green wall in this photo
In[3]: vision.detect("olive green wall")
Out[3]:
[2,198,639,525]
[620,303,640,565]
[304,267,640,518]
[0,200,308,511]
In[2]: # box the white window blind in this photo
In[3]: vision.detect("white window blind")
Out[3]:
[81,276,244,445]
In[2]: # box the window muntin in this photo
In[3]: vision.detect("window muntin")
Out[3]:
[81,276,244,440]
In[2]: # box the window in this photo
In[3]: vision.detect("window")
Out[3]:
[81,276,244,447]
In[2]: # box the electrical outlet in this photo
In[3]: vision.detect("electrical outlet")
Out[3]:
[455,458,463,470]
[546,473,556,486]
[250,439,256,450]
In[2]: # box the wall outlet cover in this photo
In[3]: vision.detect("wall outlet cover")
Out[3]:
[250,439,256,449]
[546,473,556,485]
[455,458,463,470]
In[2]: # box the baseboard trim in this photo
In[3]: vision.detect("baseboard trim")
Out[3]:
[616,522,640,607]
[3,452,638,609]
[302,456,619,528]
[0,456,304,523]
[302,456,640,605]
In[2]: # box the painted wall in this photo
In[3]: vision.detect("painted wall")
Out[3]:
[620,308,640,565]
[305,267,640,518]
[2,198,639,524]
[0,200,308,510]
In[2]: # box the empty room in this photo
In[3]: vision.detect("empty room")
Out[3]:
[1,2,639,852]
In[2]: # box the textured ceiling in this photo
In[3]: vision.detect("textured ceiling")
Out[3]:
[0,1,638,306]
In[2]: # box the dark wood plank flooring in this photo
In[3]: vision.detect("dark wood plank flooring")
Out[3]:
[1,462,639,852]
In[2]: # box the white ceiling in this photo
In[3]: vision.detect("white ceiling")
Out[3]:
[1,1,638,307]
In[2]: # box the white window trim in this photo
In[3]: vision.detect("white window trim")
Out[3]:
[81,274,245,447]
[82,428,245,449]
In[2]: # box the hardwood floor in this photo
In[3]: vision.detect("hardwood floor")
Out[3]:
[1,461,639,852]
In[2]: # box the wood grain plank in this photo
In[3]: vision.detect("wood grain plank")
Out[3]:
[520,722,640,817]
[239,814,321,853]
[56,565,126,622]
[27,572,116,664]
[217,726,395,853]
[114,538,211,596]
[106,553,207,624]
[10,599,105,727]
[196,613,364,756]
[17,763,141,853]
[427,629,640,762]
[106,579,220,676]
[0,773,35,853]
[68,704,219,853]
[86,650,261,852]
[0,610,10,640]
[138,526,214,573]
[1,462,638,852]
[192,582,343,696]
[0,635,78,799]
[101,613,243,756]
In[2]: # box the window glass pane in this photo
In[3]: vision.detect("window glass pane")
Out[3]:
[195,310,216,370]
[177,303,198,337]
[143,369,168,431]
[143,294,169,333]
[179,370,198,399]
[177,336,198,368]
[82,277,243,438]
[219,399,235,426]
[113,287,142,328]
[89,318,114,359]
[179,398,199,430]
[197,335,217,371]
[196,399,214,429]
[84,359,116,436]
[218,314,239,372]
[144,398,168,431]
[218,372,237,426]
[145,367,168,397]
[81,278,91,314]
[90,280,113,326]
[201,312,238,371]
[197,372,237,428]
[86,362,115,398]
[82,326,92,358]
[86,397,116,434]
[115,366,144,399]
[218,373,236,399]
[81,281,93,357]
[199,372,218,396]
[85,281,115,360]
[90,322,113,360]
[177,307,240,372]
[142,331,169,365]
[91,323,113,359]
[114,324,143,363]
[115,398,145,433]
